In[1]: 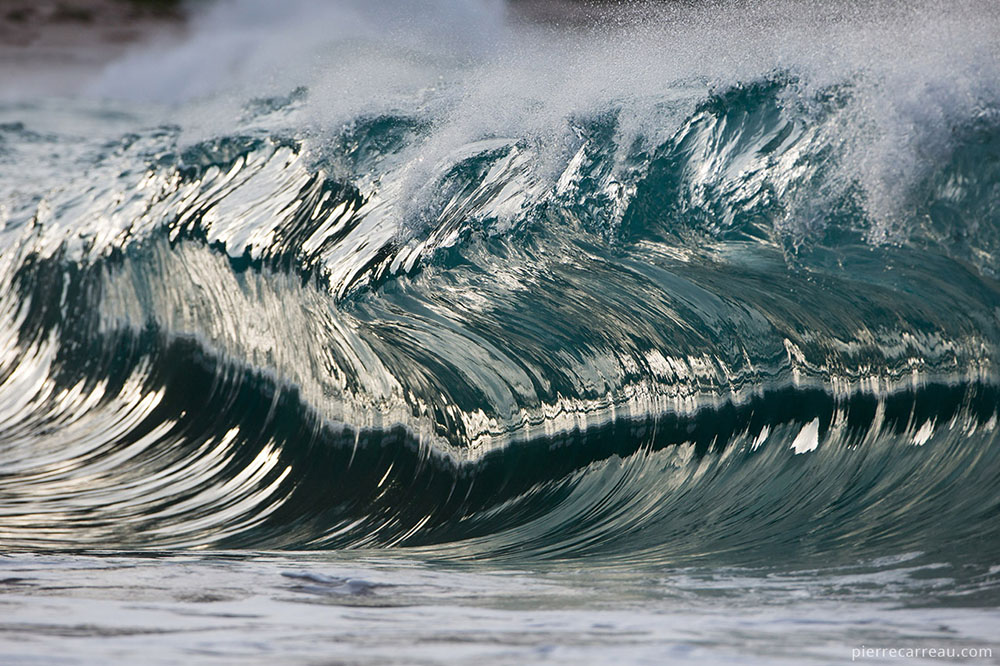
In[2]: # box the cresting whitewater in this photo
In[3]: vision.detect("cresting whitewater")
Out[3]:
[1,0,1000,663]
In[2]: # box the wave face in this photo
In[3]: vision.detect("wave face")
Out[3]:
[2,0,1000,564]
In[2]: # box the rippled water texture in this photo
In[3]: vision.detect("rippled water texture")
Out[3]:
[2,0,1000,662]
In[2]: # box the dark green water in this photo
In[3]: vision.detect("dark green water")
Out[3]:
[1,0,1000,662]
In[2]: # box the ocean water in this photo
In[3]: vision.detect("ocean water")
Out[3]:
[2,0,1000,663]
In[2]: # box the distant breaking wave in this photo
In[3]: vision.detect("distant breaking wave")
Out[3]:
[1,0,999,564]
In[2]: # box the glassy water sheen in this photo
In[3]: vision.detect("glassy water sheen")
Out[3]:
[2,0,1000,663]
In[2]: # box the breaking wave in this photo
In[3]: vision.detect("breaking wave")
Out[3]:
[2,0,1000,565]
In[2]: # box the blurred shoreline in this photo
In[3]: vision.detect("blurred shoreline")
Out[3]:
[0,0,594,100]
[0,0,188,97]
[0,0,648,99]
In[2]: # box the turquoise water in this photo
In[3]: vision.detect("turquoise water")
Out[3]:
[2,0,1000,662]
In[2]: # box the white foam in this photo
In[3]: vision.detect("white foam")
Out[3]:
[66,0,998,246]
[791,418,820,454]
[752,425,770,451]
[912,420,934,446]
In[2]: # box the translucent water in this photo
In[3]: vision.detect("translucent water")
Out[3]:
[2,0,1000,662]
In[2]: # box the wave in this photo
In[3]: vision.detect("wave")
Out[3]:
[2,315,999,561]
[2,0,1000,563]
